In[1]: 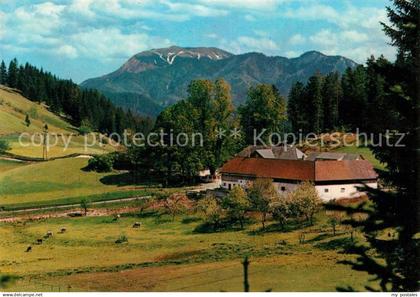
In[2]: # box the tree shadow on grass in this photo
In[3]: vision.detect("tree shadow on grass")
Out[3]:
[306,233,333,243]
[99,172,161,187]
[193,218,254,234]
[314,237,354,251]
[248,220,310,236]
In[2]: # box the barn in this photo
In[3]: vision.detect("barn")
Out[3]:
[219,146,378,201]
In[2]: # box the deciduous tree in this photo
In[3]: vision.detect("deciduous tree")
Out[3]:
[223,185,250,229]
[248,178,278,229]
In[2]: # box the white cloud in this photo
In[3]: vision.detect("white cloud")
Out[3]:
[244,14,256,21]
[34,1,66,16]
[310,29,371,47]
[288,34,305,45]
[70,28,172,60]
[284,4,338,23]
[238,36,278,51]
[284,50,299,58]
[222,35,279,54]
[206,33,219,39]
[199,0,279,10]
[57,45,78,59]
[162,1,228,17]
[0,11,5,40]
[68,0,95,18]
[284,3,395,63]
[12,2,65,34]
[284,4,388,31]
[309,29,337,47]
[309,29,395,63]
[254,30,268,37]
[341,30,369,43]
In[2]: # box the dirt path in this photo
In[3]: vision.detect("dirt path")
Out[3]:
[0,196,151,223]
[0,182,220,223]
[0,202,148,223]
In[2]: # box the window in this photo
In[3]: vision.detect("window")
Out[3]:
[223,183,226,187]
[228,184,231,190]
[281,186,286,192]
[324,188,329,193]
[341,188,345,193]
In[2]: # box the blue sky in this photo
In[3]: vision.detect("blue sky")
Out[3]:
[0,0,396,83]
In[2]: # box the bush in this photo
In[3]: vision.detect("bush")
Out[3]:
[115,234,128,244]
[85,154,114,172]
[79,119,93,135]
[0,139,10,153]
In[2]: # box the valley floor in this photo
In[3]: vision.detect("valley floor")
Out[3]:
[1,207,378,292]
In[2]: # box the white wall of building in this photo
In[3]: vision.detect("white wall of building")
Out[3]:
[315,182,378,201]
[221,176,378,201]
[221,179,249,190]
[273,182,300,196]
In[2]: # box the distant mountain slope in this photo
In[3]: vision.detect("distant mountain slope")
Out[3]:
[81,46,357,116]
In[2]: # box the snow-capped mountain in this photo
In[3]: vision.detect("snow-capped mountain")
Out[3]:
[81,46,357,117]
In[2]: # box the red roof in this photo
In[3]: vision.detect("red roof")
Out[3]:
[220,157,377,182]
[315,160,377,181]
[220,157,314,181]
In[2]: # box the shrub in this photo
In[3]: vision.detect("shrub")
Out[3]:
[79,119,93,135]
[115,234,128,244]
[85,154,114,172]
[0,139,10,153]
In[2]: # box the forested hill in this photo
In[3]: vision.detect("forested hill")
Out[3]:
[81,46,357,117]
[0,59,153,135]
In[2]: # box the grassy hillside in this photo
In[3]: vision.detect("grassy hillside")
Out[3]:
[0,158,27,173]
[0,85,71,134]
[0,158,153,209]
[0,85,116,158]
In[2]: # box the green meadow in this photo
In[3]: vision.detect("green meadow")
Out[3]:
[1,210,378,292]
[0,158,158,210]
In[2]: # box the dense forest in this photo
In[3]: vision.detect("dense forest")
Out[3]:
[119,53,402,185]
[287,56,397,134]
[0,59,153,135]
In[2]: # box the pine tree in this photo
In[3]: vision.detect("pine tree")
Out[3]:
[287,82,305,132]
[321,72,342,130]
[305,74,323,133]
[330,0,419,291]
[24,114,31,127]
[0,60,7,85]
[340,65,368,130]
[7,58,19,88]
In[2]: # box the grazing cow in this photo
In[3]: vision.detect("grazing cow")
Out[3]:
[132,222,141,228]
[36,238,43,244]
[25,246,32,252]
[46,231,53,237]
[59,227,66,233]
[112,214,121,222]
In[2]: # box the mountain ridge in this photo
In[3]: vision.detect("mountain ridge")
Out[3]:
[81,46,357,117]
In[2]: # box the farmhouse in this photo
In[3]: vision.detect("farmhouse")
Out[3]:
[220,146,378,201]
